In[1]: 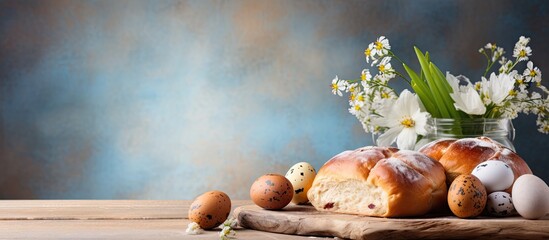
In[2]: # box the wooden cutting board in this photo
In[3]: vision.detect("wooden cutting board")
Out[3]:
[234,204,549,240]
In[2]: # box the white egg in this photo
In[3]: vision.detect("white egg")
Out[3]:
[471,160,514,193]
[285,162,316,205]
[485,192,515,217]
[512,174,549,220]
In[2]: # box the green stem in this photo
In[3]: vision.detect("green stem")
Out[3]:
[507,58,521,73]
[388,51,405,65]
[484,60,497,77]
[393,70,411,84]
[480,50,495,77]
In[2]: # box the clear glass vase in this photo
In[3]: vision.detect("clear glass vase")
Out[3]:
[421,118,516,151]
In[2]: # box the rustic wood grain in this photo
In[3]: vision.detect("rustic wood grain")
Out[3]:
[0,219,315,239]
[235,204,549,240]
[0,200,318,239]
[0,200,250,220]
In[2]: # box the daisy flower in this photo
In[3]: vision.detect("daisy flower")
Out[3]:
[364,43,375,63]
[346,82,359,93]
[373,36,391,56]
[349,100,365,117]
[331,76,346,96]
[372,90,430,150]
[513,45,532,62]
[514,74,528,92]
[523,61,542,83]
[377,57,393,73]
[361,69,372,82]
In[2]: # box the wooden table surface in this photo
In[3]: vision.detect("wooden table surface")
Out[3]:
[0,200,318,239]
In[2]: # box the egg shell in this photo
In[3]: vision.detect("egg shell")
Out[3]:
[486,191,515,217]
[285,162,316,204]
[512,174,549,220]
[250,174,293,210]
[188,190,231,229]
[471,160,514,193]
[448,174,487,218]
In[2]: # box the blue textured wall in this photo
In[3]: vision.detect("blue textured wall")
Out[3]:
[1,0,548,199]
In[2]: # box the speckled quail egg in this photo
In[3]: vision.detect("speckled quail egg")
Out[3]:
[188,190,231,229]
[486,191,515,217]
[250,174,293,210]
[448,174,487,218]
[471,160,514,193]
[285,162,316,204]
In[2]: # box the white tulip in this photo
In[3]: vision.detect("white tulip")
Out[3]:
[481,72,516,105]
[447,73,486,115]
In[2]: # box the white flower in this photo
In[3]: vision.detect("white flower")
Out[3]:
[349,91,366,117]
[373,36,391,56]
[447,73,486,115]
[513,45,532,62]
[481,72,516,105]
[185,222,204,235]
[372,90,430,150]
[219,217,238,229]
[523,61,542,83]
[499,59,513,73]
[492,47,504,62]
[518,36,530,46]
[485,43,497,50]
[377,88,396,100]
[377,57,393,73]
[364,43,375,63]
[349,100,365,117]
[219,226,236,240]
[218,217,238,240]
[378,72,396,84]
[513,36,531,62]
[361,69,372,82]
[346,82,359,93]
[331,76,346,96]
[498,56,507,66]
[514,74,528,92]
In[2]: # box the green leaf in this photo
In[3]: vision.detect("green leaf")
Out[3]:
[428,63,461,119]
[430,63,453,93]
[414,47,451,118]
[403,64,440,117]
[429,63,466,119]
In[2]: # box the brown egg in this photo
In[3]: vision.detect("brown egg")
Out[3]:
[250,174,294,210]
[448,174,487,218]
[188,190,231,229]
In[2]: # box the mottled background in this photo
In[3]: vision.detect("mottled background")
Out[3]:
[0,0,548,199]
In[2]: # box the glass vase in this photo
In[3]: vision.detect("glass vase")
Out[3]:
[421,118,516,151]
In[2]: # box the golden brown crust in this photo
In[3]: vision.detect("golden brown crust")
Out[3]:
[419,137,532,190]
[417,138,455,161]
[317,147,397,181]
[309,146,447,217]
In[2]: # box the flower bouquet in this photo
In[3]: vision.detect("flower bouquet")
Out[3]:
[331,36,548,150]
